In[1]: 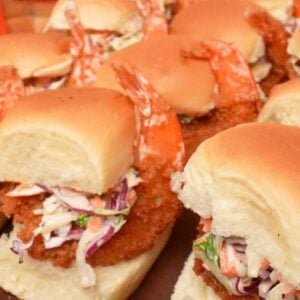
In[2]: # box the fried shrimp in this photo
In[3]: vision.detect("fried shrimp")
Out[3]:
[246,7,297,95]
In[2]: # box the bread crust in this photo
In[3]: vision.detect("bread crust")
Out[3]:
[0,88,136,195]
[45,0,141,33]
[170,0,261,60]
[174,123,300,287]
[96,35,216,116]
[0,227,171,300]
[258,78,300,125]
[0,32,72,78]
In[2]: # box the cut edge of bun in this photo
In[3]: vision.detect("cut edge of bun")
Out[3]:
[171,252,220,300]
[0,226,171,300]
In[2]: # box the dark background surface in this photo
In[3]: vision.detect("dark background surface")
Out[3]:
[0,209,199,300]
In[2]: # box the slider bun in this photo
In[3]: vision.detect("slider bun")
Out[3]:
[28,0,56,17]
[2,0,30,18]
[96,35,215,116]
[170,0,261,61]
[258,78,300,126]
[0,32,72,78]
[0,227,171,300]
[171,253,220,300]
[6,16,34,33]
[6,16,50,34]
[172,123,300,287]
[0,88,136,195]
[45,0,142,35]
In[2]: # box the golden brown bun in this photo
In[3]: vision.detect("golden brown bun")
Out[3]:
[0,32,72,78]
[172,123,300,287]
[258,78,300,126]
[29,0,56,17]
[171,253,220,300]
[2,0,30,18]
[45,0,142,35]
[0,88,136,195]
[6,16,34,33]
[0,226,171,300]
[170,0,261,61]
[96,35,216,116]
[32,16,50,33]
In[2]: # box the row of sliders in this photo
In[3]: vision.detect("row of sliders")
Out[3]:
[0,0,299,299]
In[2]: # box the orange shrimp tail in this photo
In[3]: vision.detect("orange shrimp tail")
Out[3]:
[294,0,300,17]
[245,6,296,95]
[113,64,185,177]
[0,66,25,119]
[137,0,168,39]
[183,40,260,107]
[0,2,8,35]
[65,1,104,87]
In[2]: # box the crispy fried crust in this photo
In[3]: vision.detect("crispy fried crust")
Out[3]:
[1,170,182,268]
[246,8,297,95]
[183,102,259,159]
[193,259,259,300]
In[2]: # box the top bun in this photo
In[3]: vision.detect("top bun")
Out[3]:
[170,0,262,62]
[2,0,30,18]
[96,35,215,116]
[258,78,300,126]
[44,0,142,35]
[0,32,72,78]
[0,88,136,195]
[172,123,300,287]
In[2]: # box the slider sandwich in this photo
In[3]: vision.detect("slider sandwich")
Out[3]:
[0,32,72,93]
[96,34,260,158]
[3,0,56,33]
[170,0,296,95]
[45,0,173,52]
[0,64,184,299]
[258,78,300,126]
[172,123,300,300]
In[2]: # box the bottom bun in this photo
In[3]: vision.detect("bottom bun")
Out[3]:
[0,227,171,300]
[172,253,220,300]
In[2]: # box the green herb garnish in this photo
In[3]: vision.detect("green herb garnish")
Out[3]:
[180,115,193,125]
[194,234,219,266]
[76,214,90,227]
[107,45,115,53]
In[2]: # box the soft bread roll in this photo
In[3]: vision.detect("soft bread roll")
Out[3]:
[0,88,136,195]
[44,0,142,35]
[0,32,72,78]
[0,227,171,300]
[258,78,300,126]
[2,0,30,18]
[96,35,215,116]
[6,16,34,33]
[172,123,300,287]
[170,0,262,62]
[28,0,56,17]
[171,253,220,300]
